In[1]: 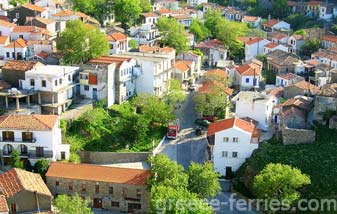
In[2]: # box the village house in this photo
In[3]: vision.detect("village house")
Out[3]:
[176,51,202,79]
[232,91,275,131]
[51,9,100,26]
[321,35,337,49]
[174,60,195,85]
[222,6,246,21]
[275,73,305,87]
[0,20,15,37]
[25,17,57,36]
[207,117,261,177]
[267,31,289,45]
[311,48,337,69]
[195,39,229,67]
[263,42,288,55]
[0,168,52,213]
[26,39,54,57]
[8,3,48,25]
[46,162,150,213]
[288,34,305,54]
[106,32,128,55]
[3,38,28,60]
[173,14,193,28]
[237,37,269,61]
[10,26,51,41]
[34,0,63,18]
[0,114,70,166]
[142,12,159,25]
[263,19,290,32]
[87,56,138,104]
[283,80,320,99]
[0,35,9,57]
[234,59,262,91]
[187,0,207,7]
[267,49,304,74]
[318,2,336,20]
[314,83,337,124]
[153,0,179,11]
[128,23,160,46]
[20,65,79,115]
[241,15,261,28]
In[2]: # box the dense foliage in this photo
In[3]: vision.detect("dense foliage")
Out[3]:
[114,0,142,28]
[34,158,49,178]
[190,18,210,42]
[233,126,337,203]
[54,194,92,214]
[300,39,321,57]
[10,150,24,169]
[148,154,220,213]
[57,20,109,64]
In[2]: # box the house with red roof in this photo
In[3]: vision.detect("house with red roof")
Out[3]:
[321,35,337,49]
[195,39,229,67]
[207,117,260,177]
[283,80,320,99]
[237,37,269,61]
[0,20,16,37]
[288,34,305,54]
[174,60,195,85]
[8,3,48,25]
[263,42,288,54]
[262,19,290,32]
[3,38,27,60]
[276,73,304,87]
[241,15,261,28]
[0,168,52,213]
[106,32,128,55]
[46,162,150,213]
[0,114,70,166]
[177,51,202,78]
[234,59,262,90]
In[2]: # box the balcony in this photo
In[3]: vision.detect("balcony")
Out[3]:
[0,138,36,143]
[2,152,52,159]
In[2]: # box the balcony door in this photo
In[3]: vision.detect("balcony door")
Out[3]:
[36,147,44,157]
[22,132,33,142]
[2,131,14,141]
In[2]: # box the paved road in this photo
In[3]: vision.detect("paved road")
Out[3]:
[157,89,207,169]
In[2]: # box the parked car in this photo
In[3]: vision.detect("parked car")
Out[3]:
[188,84,196,91]
[194,118,211,127]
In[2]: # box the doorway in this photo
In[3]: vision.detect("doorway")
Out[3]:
[93,198,102,208]
[225,167,233,179]
[93,88,97,100]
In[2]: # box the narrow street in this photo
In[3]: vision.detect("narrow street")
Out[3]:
[157,88,207,169]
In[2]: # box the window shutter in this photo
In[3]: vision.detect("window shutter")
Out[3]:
[22,132,26,141]
[88,74,97,85]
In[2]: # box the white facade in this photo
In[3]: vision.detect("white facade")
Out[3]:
[3,46,27,60]
[0,115,70,166]
[288,35,305,54]
[34,0,61,17]
[271,21,290,31]
[0,22,14,37]
[187,0,207,7]
[263,44,289,55]
[244,39,269,61]
[176,51,202,78]
[276,74,304,87]
[128,23,160,46]
[232,91,274,131]
[238,74,260,90]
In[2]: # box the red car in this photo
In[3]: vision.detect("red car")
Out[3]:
[167,120,180,139]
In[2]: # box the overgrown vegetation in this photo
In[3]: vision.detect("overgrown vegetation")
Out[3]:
[233,126,337,206]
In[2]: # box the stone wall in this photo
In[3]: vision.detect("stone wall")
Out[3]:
[314,96,337,123]
[329,115,337,129]
[79,151,150,164]
[282,127,316,145]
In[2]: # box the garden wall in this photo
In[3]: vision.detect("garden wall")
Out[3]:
[79,151,151,164]
[282,127,316,145]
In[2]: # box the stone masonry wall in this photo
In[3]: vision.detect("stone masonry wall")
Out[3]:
[79,151,150,164]
[282,127,316,145]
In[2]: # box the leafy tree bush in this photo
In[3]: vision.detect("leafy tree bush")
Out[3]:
[114,0,142,28]
[331,25,337,35]
[34,158,49,178]
[129,39,138,50]
[10,150,24,169]
[54,193,92,214]
[190,18,210,42]
[300,39,320,57]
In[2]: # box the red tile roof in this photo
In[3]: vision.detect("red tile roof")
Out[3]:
[139,44,174,53]
[0,195,8,212]
[195,39,224,49]
[142,12,159,17]
[267,86,284,97]
[236,61,261,76]
[175,60,191,72]
[0,114,58,130]
[106,32,127,42]
[0,168,52,197]
[306,1,321,6]
[288,1,297,6]
[0,20,16,27]
[263,19,279,28]
[0,36,8,45]
[12,26,50,35]
[282,97,312,110]
[34,17,55,25]
[242,15,259,22]
[4,38,27,48]
[89,56,132,68]
[2,60,41,71]
[207,117,257,136]
[237,37,264,45]
[206,69,227,79]
[322,35,337,43]
[278,73,298,80]
[46,162,150,186]
[22,3,46,13]
[198,80,233,95]
[52,9,74,17]
[290,80,320,93]
[264,42,279,49]
[156,8,171,14]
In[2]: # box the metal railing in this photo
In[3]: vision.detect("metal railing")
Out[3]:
[0,138,36,143]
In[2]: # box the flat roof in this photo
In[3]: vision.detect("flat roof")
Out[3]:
[26,65,79,76]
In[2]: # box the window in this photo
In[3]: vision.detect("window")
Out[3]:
[95,184,99,193]
[128,203,141,210]
[20,145,27,154]
[84,85,89,91]
[59,78,62,85]
[15,13,19,18]
[36,147,44,157]
[30,79,35,86]
[6,52,9,58]
[19,35,23,39]
[137,189,141,197]
[41,80,46,87]
[109,187,113,194]
[223,137,229,142]
[122,188,127,196]
[221,151,228,157]
[111,201,119,207]
[233,137,239,143]
[81,184,86,191]
[232,152,238,158]
[2,131,14,141]
[56,181,59,186]
[245,78,250,83]
[54,80,58,86]
[12,52,14,58]
[69,185,73,191]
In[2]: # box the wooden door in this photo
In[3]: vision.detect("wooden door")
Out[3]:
[93,198,102,208]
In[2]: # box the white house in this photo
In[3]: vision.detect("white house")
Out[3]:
[268,32,288,45]
[232,91,275,131]
[241,15,261,28]
[20,65,79,115]
[26,40,54,57]
[177,51,202,79]
[0,114,70,166]
[142,12,159,25]
[0,35,9,57]
[275,73,305,87]
[128,23,160,47]
[174,60,195,85]
[288,34,305,54]
[207,117,260,176]
[187,0,207,7]
[0,20,15,37]
[238,37,269,61]
[263,42,289,54]
[195,39,229,67]
[234,60,262,90]
[3,38,28,60]
[34,0,63,18]
[263,19,290,32]
[88,56,138,104]
[11,26,50,41]
[321,35,337,50]
[106,32,128,55]
[312,49,337,69]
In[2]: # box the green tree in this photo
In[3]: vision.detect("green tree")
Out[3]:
[70,0,97,14]
[294,29,307,36]
[271,0,290,18]
[132,94,174,125]
[114,0,142,28]
[151,185,212,214]
[187,162,221,198]
[192,49,205,62]
[10,150,24,169]
[164,79,186,106]
[54,193,92,214]
[129,39,138,50]
[253,163,311,208]
[331,25,337,35]
[148,154,188,189]
[9,0,28,6]
[190,18,210,42]
[34,159,49,178]
[57,20,109,64]
[300,39,320,57]
[204,9,222,37]
[139,0,152,12]
[286,14,312,31]
[156,17,189,54]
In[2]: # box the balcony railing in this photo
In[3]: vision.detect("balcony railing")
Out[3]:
[2,152,52,158]
[0,138,36,143]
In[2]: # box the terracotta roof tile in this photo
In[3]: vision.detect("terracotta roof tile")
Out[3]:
[322,35,337,43]
[306,1,321,6]
[0,168,51,197]
[288,1,297,6]
[242,15,259,22]
[2,60,41,71]
[4,38,27,48]
[236,62,261,76]
[267,86,284,97]
[0,20,16,27]
[206,69,227,79]
[175,60,191,72]
[46,162,150,185]
[0,195,8,212]
[0,36,8,45]
[89,56,132,68]
[12,26,49,34]
[106,32,127,42]
[198,80,233,95]
[142,12,159,17]
[278,73,298,80]
[263,19,279,28]
[139,44,174,53]
[22,3,46,13]
[207,117,257,136]
[195,39,224,49]
[52,9,74,17]
[34,17,55,25]
[264,42,279,49]
[282,97,312,110]
[156,8,171,14]
[290,80,320,93]
[0,114,58,130]
[318,83,337,97]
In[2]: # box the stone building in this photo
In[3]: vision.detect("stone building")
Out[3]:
[283,80,320,99]
[46,162,150,213]
[314,83,337,123]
